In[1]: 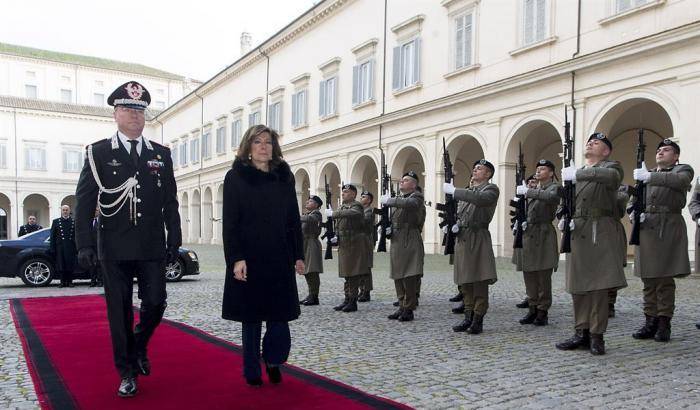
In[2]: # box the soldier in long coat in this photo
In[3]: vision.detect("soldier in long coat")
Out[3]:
[50,205,77,287]
[382,172,425,322]
[630,139,693,342]
[300,195,324,306]
[687,174,700,330]
[514,160,561,327]
[358,191,375,302]
[325,184,368,313]
[556,133,627,355]
[444,160,499,334]
[512,174,539,311]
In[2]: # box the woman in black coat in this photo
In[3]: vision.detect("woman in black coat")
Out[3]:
[222,125,304,387]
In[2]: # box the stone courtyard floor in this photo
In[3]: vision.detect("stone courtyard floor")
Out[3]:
[2,244,700,409]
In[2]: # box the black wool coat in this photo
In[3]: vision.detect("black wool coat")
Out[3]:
[221,159,303,323]
[49,217,77,273]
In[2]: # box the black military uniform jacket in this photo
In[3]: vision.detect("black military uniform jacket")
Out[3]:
[18,224,42,237]
[74,133,181,261]
[49,217,77,272]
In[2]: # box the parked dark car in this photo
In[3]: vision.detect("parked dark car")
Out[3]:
[0,228,199,287]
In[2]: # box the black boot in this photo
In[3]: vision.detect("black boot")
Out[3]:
[392,300,400,307]
[452,311,473,332]
[451,302,465,314]
[333,298,348,311]
[696,322,700,330]
[467,313,484,334]
[387,308,403,320]
[398,309,414,322]
[449,292,463,302]
[608,303,616,318]
[341,298,358,312]
[299,296,310,305]
[516,298,529,308]
[302,295,319,306]
[555,329,591,350]
[655,316,671,342]
[533,309,548,326]
[632,315,658,340]
[519,307,537,325]
[590,333,605,355]
[358,290,370,302]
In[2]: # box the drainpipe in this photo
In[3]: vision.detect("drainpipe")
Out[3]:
[258,47,270,124]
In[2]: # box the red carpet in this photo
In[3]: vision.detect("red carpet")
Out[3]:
[10,295,411,410]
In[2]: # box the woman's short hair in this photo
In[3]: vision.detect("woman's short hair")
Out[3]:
[236,125,284,167]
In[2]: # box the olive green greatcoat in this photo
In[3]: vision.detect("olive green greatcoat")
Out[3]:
[615,185,630,267]
[334,200,369,278]
[631,164,694,278]
[386,191,426,280]
[301,209,323,274]
[687,179,700,273]
[565,161,627,294]
[453,182,500,285]
[517,180,561,272]
[363,205,376,267]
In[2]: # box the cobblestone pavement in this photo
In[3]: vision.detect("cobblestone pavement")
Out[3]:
[2,245,700,409]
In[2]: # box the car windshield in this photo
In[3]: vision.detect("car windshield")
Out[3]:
[21,228,50,242]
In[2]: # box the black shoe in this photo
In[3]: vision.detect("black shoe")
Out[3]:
[655,316,671,342]
[342,299,358,312]
[299,296,310,305]
[519,307,537,325]
[608,304,616,318]
[696,322,700,330]
[398,310,414,322]
[136,352,150,376]
[467,314,484,334]
[333,299,348,311]
[358,291,370,302]
[265,364,282,384]
[452,311,474,332]
[590,334,605,355]
[451,302,465,314]
[556,329,591,350]
[516,298,529,308]
[246,377,263,387]
[393,300,400,307]
[117,377,137,397]
[302,296,319,306]
[632,315,658,340]
[449,293,463,303]
[533,310,548,326]
[387,308,403,320]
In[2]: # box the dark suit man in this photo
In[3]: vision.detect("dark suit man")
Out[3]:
[49,205,77,287]
[18,215,42,237]
[74,81,181,398]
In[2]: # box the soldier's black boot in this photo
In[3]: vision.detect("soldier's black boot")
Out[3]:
[533,309,548,326]
[451,302,465,314]
[299,296,310,305]
[632,315,658,340]
[302,295,319,306]
[696,321,700,330]
[590,334,605,355]
[388,308,403,320]
[398,309,414,322]
[519,307,537,325]
[333,298,348,311]
[392,300,400,307]
[358,290,370,302]
[608,303,616,318]
[555,329,591,350]
[342,298,358,312]
[516,298,529,308]
[467,314,484,334]
[449,292,463,302]
[452,310,473,332]
[655,316,671,342]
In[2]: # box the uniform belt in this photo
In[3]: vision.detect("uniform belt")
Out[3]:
[574,208,613,218]
[645,205,681,214]
[460,222,489,230]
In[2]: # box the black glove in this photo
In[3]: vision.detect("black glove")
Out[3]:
[78,247,98,269]
[165,247,179,265]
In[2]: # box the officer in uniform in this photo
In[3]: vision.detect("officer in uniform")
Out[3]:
[444,160,500,334]
[556,133,627,355]
[383,172,426,322]
[513,174,539,310]
[49,205,77,287]
[358,191,375,302]
[18,215,42,237]
[608,184,631,317]
[325,184,368,313]
[688,172,700,330]
[74,81,181,397]
[629,139,693,342]
[514,161,561,326]
[300,195,324,306]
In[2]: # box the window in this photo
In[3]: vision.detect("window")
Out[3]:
[291,90,308,128]
[319,77,337,118]
[0,143,6,169]
[454,12,474,70]
[62,150,82,172]
[352,60,375,107]
[216,126,226,154]
[202,133,211,159]
[615,0,649,13]
[25,85,37,99]
[268,102,282,133]
[93,93,104,106]
[25,147,46,170]
[190,138,200,164]
[522,0,547,46]
[171,145,179,168]
[231,119,242,149]
[392,38,421,91]
[60,89,72,103]
[180,141,188,166]
[248,111,261,127]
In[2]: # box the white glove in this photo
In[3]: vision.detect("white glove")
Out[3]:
[697,219,700,226]
[562,162,577,183]
[451,224,459,234]
[443,181,456,195]
[378,226,384,236]
[558,219,565,232]
[521,221,528,231]
[380,194,390,205]
[516,182,528,196]
[330,236,338,245]
[569,220,575,231]
[442,226,448,234]
[512,225,518,235]
[628,211,635,223]
[633,162,650,183]
[512,196,520,203]
[385,227,392,236]
[325,208,333,218]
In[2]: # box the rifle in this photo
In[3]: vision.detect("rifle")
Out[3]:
[436,138,458,255]
[629,129,646,246]
[510,143,527,249]
[374,149,392,252]
[320,175,336,260]
[559,106,575,253]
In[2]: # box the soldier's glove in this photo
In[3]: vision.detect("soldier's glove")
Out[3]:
[442,180,456,195]
[165,247,179,265]
[633,162,651,183]
[697,219,700,227]
[521,221,528,231]
[557,219,565,232]
[325,208,334,218]
[442,226,448,235]
[516,182,529,196]
[78,247,97,269]
[330,236,338,245]
[562,163,577,183]
[380,194,390,205]
[385,227,392,236]
[451,224,459,234]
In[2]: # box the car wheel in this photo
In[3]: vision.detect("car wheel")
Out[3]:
[165,258,184,282]
[19,259,54,287]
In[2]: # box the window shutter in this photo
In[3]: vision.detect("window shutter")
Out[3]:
[413,37,421,85]
[277,103,283,133]
[536,0,546,41]
[455,16,464,69]
[330,77,337,114]
[392,46,401,91]
[301,90,307,125]
[352,64,360,106]
[319,81,326,117]
[616,0,631,12]
[524,0,534,45]
[368,59,375,100]
[292,93,298,126]
[41,149,46,170]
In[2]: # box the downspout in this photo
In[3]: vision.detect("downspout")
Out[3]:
[258,47,270,124]
[194,90,204,240]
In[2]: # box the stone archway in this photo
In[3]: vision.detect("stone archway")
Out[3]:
[0,193,11,239]
[391,145,426,191]
[318,162,341,209]
[294,168,311,212]
[350,155,379,198]
[61,195,77,217]
[23,193,50,229]
[202,187,213,243]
